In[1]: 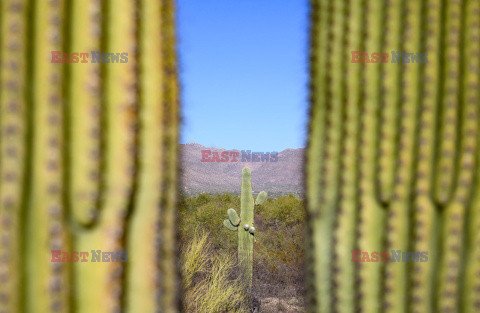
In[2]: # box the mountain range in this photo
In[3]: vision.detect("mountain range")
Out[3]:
[180,143,304,196]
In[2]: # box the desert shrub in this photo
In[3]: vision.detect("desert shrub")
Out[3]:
[179,193,240,252]
[253,223,305,299]
[257,194,305,226]
[182,230,247,313]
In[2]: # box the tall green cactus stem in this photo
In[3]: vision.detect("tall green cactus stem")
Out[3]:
[357,0,385,312]
[461,1,480,311]
[410,1,442,312]
[238,167,255,294]
[0,1,28,312]
[0,0,180,312]
[307,0,480,313]
[332,0,361,311]
[126,0,180,310]
[68,0,103,226]
[26,1,71,312]
[222,167,268,302]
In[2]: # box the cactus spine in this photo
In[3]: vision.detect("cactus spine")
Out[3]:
[223,167,267,302]
[0,0,180,312]
[307,0,480,313]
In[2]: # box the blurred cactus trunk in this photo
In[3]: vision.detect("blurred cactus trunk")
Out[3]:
[0,0,180,312]
[306,0,480,313]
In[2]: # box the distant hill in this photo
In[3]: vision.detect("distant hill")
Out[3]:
[180,143,304,196]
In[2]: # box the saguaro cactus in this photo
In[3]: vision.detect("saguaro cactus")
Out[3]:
[223,167,267,302]
[0,0,180,312]
[307,0,480,313]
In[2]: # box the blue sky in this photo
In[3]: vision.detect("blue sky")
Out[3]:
[177,0,309,152]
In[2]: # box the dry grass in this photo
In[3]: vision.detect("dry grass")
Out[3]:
[182,230,248,313]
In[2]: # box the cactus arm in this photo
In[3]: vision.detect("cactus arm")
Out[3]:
[25,0,71,312]
[223,219,238,232]
[68,0,103,226]
[74,0,139,311]
[0,1,28,312]
[124,0,162,311]
[254,191,267,206]
[410,1,442,311]
[227,208,240,226]
[356,1,385,312]
[124,0,181,311]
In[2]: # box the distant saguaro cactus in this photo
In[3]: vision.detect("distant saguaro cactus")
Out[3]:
[306,0,480,313]
[223,167,267,304]
[0,0,180,312]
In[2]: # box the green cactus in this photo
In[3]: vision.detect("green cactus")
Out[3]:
[1,0,180,312]
[307,0,480,313]
[223,167,267,303]
[255,191,267,206]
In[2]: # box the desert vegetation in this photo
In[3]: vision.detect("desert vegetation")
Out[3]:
[179,192,306,312]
